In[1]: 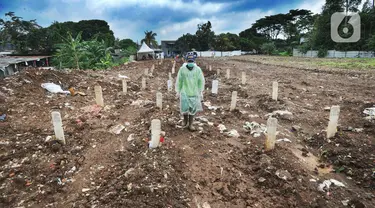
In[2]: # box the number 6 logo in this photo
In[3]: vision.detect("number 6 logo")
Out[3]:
[331,12,361,43]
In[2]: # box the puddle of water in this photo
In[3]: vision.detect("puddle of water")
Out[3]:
[291,145,333,175]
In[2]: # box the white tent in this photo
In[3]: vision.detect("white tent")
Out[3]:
[137,42,154,60]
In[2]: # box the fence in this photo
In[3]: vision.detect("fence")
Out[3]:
[293,49,375,58]
[196,50,242,57]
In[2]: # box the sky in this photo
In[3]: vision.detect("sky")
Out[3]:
[0,0,327,42]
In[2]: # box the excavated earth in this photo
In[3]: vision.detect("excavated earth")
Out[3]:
[0,56,375,208]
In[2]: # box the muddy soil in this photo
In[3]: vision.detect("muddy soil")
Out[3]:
[1,56,374,208]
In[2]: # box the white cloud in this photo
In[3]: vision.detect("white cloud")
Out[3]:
[297,0,325,14]
[85,0,229,15]
[156,9,274,41]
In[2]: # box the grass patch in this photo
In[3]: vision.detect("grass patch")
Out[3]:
[317,58,375,70]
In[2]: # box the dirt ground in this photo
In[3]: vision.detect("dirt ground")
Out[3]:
[1,55,375,208]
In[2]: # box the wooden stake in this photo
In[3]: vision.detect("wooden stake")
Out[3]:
[265,117,277,151]
[141,77,146,90]
[149,119,161,148]
[51,111,65,145]
[327,106,340,138]
[230,91,238,111]
[122,79,127,94]
[156,92,162,109]
[94,85,104,106]
[226,69,230,79]
[212,80,218,94]
[272,81,278,101]
[241,72,246,85]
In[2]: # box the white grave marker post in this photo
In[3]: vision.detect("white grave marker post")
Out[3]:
[167,80,172,91]
[149,119,161,148]
[142,77,146,90]
[212,80,219,94]
[151,64,155,73]
[156,92,163,109]
[172,66,175,74]
[272,81,278,101]
[144,68,149,76]
[265,117,277,151]
[230,91,238,111]
[169,72,172,80]
[241,72,246,85]
[94,85,104,106]
[217,69,220,76]
[327,106,340,138]
[122,79,127,94]
[52,111,65,145]
[209,65,212,71]
[226,69,230,79]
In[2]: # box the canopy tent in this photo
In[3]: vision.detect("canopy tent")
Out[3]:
[137,42,154,60]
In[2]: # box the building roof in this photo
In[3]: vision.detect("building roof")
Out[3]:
[0,55,51,68]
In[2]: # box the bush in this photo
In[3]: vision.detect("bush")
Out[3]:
[260,42,276,55]
[317,48,328,58]
[279,51,291,56]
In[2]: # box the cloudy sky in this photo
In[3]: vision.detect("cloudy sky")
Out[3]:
[0,0,326,42]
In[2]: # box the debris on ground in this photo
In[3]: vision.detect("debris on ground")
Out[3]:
[227,129,240,138]
[218,124,227,133]
[243,121,266,137]
[0,113,6,121]
[318,179,346,192]
[363,107,375,120]
[275,169,292,181]
[41,83,71,94]
[276,138,291,143]
[109,124,126,135]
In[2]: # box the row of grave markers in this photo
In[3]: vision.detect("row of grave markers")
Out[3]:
[51,62,340,151]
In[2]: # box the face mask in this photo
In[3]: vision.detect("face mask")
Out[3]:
[187,63,194,68]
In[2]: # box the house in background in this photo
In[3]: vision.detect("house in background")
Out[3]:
[0,55,52,78]
[161,40,176,58]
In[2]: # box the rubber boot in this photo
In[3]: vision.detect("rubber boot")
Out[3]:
[188,115,196,131]
[182,115,189,128]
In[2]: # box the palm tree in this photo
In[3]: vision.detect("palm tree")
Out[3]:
[141,30,158,48]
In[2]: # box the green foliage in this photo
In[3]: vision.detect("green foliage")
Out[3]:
[53,32,117,70]
[317,48,328,58]
[260,42,276,55]
[115,38,137,50]
[0,12,117,55]
[278,51,291,56]
[141,31,158,48]
[196,21,215,50]
[368,35,375,51]
[0,12,40,53]
[213,33,240,51]
[174,33,199,53]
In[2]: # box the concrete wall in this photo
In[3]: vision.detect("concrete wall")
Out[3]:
[197,50,242,57]
[293,49,375,58]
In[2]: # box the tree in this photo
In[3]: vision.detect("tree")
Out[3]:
[117,38,137,50]
[54,32,85,69]
[213,33,240,51]
[368,34,375,51]
[260,42,276,55]
[196,21,215,50]
[174,33,199,53]
[252,14,293,40]
[0,12,41,52]
[214,34,233,51]
[141,30,158,48]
